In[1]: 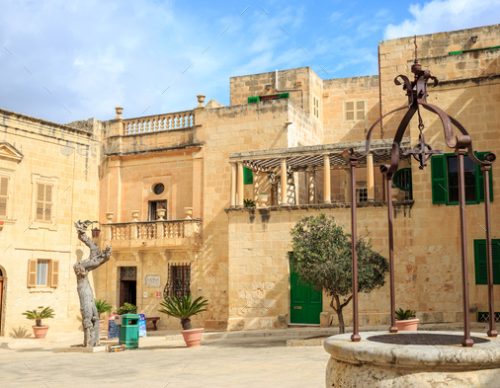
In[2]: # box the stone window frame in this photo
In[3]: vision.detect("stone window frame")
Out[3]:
[344,100,366,121]
[30,174,59,230]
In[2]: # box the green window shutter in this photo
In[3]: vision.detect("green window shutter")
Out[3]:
[248,96,260,104]
[243,167,253,185]
[474,239,487,284]
[475,152,494,202]
[431,155,448,204]
[494,241,500,284]
[474,239,500,285]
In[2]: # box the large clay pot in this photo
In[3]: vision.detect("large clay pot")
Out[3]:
[181,328,204,347]
[395,318,419,331]
[32,325,49,339]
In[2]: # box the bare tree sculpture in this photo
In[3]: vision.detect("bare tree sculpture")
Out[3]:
[74,220,111,347]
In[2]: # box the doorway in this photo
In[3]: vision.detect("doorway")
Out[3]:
[148,200,167,221]
[0,267,5,336]
[119,266,137,307]
[289,254,322,324]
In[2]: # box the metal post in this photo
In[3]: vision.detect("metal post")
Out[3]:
[457,150,473,347]
[350,157,361,342]
[482,166,497,337]
[385,173,398,333]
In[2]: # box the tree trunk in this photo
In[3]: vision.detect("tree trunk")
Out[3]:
[332,294,352,334]
[74,221,111,348]
[181,318,192,330]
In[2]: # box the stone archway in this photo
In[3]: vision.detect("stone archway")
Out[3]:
[0,266,6,336]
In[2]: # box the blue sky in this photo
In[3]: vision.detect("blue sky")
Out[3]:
[0,0,499,123]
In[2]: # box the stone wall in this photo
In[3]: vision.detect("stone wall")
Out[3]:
[322,76,380,144]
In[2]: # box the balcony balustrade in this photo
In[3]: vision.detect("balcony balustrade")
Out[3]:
[102,219,201,249]
[123,110,195,135]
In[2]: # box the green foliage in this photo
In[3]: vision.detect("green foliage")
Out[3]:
[243,198,256,208]
[395,308,416,320]
[158,295,208,330]
[117,302,137,315]
[290,214,388,333]
[95,299,112,317]
[22,306,55,326]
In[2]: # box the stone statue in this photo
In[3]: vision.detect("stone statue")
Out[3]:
[74,220,111,347]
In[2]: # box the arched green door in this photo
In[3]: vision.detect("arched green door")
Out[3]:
[289,255,322,324]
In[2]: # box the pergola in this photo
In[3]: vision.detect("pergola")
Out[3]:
[229,139,411,207]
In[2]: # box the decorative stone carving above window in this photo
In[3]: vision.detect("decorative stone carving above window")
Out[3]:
[0,142,23,163]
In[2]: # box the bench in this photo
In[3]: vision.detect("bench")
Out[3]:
[146,316,160,331]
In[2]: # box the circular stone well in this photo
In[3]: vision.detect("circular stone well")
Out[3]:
[323,331,500,387]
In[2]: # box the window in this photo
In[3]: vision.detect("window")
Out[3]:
[27,259,59,288]
[148,200,167,221]
[431,152,493,205]
[164,263,191,298]
[356,188,368,203]
[36,183,53,222]
[152,183,165,195]
[313,97,319,118]
[474,239,500,284]
[0,176,8,217]
[345,101,365,121]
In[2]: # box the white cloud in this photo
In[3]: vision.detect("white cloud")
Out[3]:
[0,1,307,123]
[385,0,500,39]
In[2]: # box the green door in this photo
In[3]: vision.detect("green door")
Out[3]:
[289,255,322,324]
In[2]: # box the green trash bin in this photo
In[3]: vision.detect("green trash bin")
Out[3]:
[119,314,140,349]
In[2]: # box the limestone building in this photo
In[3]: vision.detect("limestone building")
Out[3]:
[0,24,498,334]
[0,111,100,335]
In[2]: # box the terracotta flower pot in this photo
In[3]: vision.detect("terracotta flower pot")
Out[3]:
[181,328,204,347]
[32,325,49,339]
[395,318,419,331]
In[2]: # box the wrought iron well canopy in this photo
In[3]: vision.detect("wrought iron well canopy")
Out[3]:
[347,45,496,347]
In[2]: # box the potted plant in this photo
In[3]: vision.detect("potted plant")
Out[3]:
[117,302,137,315]
[395,308,419,331]
[95,299,112,338]
[158,295,208,347]
[22,306,55,339]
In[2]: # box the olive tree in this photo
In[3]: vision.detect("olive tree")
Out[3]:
[290,214,388,333]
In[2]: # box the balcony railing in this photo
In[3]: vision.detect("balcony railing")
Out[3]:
[103,219,201,247]
[123,110,195,135]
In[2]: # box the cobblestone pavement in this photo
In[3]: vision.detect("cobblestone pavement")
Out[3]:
[0,337,329,388]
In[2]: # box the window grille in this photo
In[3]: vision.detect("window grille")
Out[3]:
[477,311,500,322]
[164,263,191,298]
[356,188,368,203]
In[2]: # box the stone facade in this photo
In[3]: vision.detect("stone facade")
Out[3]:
[0,109,100,335]
[0,24,498,334]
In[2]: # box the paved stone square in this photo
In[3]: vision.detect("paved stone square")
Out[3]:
[0,336,329,388]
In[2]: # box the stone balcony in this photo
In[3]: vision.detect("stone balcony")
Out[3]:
[102,219,202,250]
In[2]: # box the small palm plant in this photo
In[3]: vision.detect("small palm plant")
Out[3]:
[22,306,55,327]
[158,295,208,330]
[95,299,112,319]
[395,308,416,320]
